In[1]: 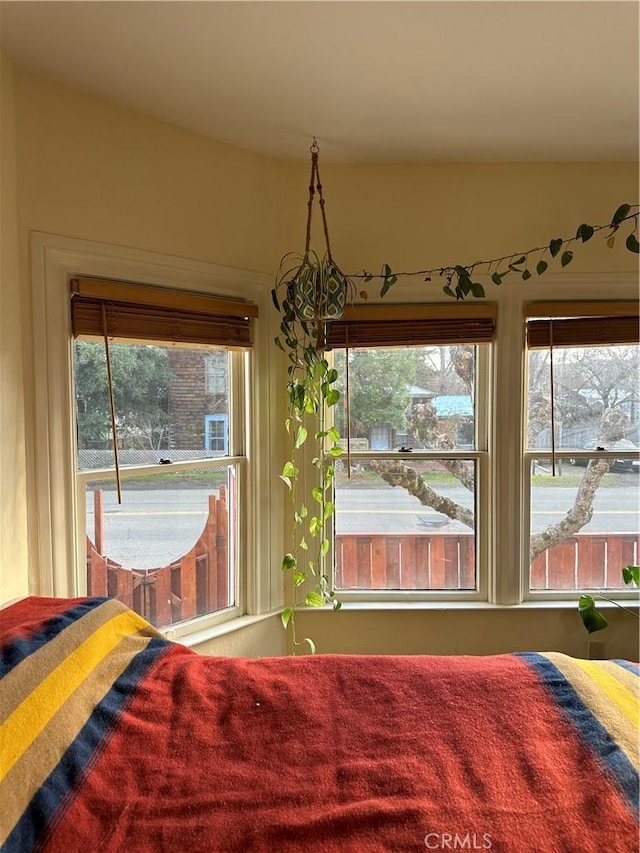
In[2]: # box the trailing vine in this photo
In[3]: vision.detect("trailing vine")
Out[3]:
[272,140,638,654]
[356,203,639,300]
[272,250,349,653]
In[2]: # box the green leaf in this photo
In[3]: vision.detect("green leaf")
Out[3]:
[622,565,640,587]
[576,223,594,243]
[299,504,308,518]
[281,553,297,571]
[560,250,573,267]
[325,389,340,407]
[280,607,293,629]
[279,475,291,490]
[521,269,532,281]
[549,238,563,258]
[328,446,344,457]
[299,537,308,551]
[380,275,397,298]
[327,426,341,442]
[512,256,526,266]
[293,571,307,587]
[611,203,631,225]
[311,486,323,503]
[536,260,548,276]
[282,461,298,479]
[321,538,330,556]
[578,595,609,634]
[294,426,308,449]
[606,235,616,249]
[625,232,640,253]
[333,600,342,611]
[470,282,485,298]
[491,272,502,285]
[303,637,317,655]
[443,285,455,298]
[305,591,324,607]
[309,516,321,536]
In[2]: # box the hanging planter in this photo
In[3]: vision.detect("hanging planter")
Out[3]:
[272,140,354,653]
[282,250,350,321]
[274,139,354,325]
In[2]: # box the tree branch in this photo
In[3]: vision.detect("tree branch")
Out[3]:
[529,459,612,561]
[371,459,474,529]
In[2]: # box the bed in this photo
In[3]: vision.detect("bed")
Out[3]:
[1,596,638,852]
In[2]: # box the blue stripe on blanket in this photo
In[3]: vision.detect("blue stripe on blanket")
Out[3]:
[2,636,169,853]
[612,659,640,676]
[519,652,639,816]
[0,598,110,679]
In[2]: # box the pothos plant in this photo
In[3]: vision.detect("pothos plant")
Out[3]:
[272,142,639,654]
[578,564,639,634]
[357,202,639,299]
[272,249,355,653]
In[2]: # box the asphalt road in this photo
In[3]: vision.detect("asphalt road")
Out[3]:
[86,477,640,568]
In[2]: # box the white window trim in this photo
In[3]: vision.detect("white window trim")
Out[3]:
[326,274,638,607]
[30,232,283,628]
[30,238,637,620]
[331,342,491,603]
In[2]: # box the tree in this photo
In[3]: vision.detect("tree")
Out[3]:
[359,344,638,563]
[334,348,415,437]
[74,341,173,450]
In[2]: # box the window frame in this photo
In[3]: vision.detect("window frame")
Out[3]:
[30,233,282,637]
[73,339,248,631]
[29,234,638,624]
[327,333,492,603]
[205,413,230,454]
[522,302,640,602]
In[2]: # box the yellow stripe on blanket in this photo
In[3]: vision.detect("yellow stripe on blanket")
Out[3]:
[572,658,639,726]
[543,653,640,772]
[0,608,151,781]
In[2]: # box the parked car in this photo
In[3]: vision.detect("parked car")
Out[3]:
[568,439,640,472]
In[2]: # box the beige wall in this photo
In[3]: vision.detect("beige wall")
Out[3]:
[2,62,638,656]
[1,54,30,600]
[297,606,640,661]
[189,614,286,658]
[284,160,638,278]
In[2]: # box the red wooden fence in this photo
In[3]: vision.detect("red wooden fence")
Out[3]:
[87,490,637,625]
[87,487,229,627]
[336,532,639,591]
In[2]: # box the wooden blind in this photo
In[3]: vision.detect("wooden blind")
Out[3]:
[325,303,497,348]
[70,276,257,348]
[525,301,639,349]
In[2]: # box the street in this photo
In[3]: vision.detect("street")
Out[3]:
[86,476,640,568]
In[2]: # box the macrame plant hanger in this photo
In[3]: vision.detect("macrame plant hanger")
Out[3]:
[303,138,353,477]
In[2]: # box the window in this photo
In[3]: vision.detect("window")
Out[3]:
[525,301,640,593]
[205,413,229,453]
[71,276,257,629]
[326,303,495,598]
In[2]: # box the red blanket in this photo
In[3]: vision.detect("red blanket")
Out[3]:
[1,596,638,852]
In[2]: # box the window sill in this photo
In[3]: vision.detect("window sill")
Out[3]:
[298,599,638,613]
[164,608,282,648]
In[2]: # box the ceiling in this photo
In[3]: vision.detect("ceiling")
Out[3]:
[1,1,638,163]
